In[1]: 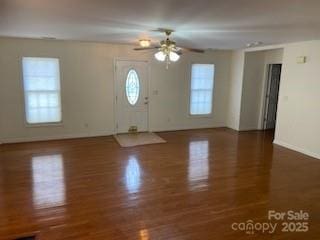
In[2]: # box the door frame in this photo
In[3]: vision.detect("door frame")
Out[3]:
[261,63,282,130]
[113,58,151,134]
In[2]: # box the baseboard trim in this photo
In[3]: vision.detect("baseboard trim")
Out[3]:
[273,139,320,160]
[1,126,227,144]
[151,125,227,133]
[238,126,263,131]
[1,131,114,144]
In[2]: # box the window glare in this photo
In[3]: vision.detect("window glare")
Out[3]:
[22,57,62,124]
[190,64,214,115]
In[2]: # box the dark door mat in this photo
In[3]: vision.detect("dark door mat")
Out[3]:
[14,236,36,240]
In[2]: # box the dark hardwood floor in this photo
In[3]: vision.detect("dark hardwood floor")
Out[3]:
[0,128,319,239]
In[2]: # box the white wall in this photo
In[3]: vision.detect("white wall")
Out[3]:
[1,37,319,160]
[239,49,283,130]
[226,49,284,131]
[0,37,232,143]
[239,51,266,130]
[274,41,320,159]
[227,43,320,160]
[226,50,245,130]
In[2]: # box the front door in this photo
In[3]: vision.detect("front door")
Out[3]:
[115,60,149,133]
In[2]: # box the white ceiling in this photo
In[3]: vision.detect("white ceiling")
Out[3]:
[1,0,320,49]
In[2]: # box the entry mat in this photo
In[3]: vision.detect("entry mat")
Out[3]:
[114,132,166,147]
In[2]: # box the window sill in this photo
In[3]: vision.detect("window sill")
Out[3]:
[25,122,63,128]
[188,114,213,119]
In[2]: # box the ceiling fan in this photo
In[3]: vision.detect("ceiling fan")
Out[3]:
[134,28,205,68]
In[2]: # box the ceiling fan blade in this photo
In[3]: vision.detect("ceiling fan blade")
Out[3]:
[133,46,159,51]
[152,28,174,33]
[173,48,183,55]
[180,47,205,53]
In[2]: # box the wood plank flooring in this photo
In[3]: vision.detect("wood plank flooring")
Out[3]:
[0,128,319,239]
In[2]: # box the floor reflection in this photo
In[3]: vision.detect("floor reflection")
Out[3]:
[188,141,209,191]
[32,154,66,209]
[139,228,150,240]
[125,156,141,194]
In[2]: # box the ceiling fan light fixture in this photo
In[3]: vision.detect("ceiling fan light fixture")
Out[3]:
[169,51,180,62]
[134,29,203,68]
[139,39,151,47]
[154,51,166,61]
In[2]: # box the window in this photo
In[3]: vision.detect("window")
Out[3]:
[190,64,214,115]
[125,69,140,106]
[22,57,62,124]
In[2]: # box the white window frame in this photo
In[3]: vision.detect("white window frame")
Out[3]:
[21,57,63,126]
[188,63,215,117]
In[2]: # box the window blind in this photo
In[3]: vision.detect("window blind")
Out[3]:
[22,57,62,124]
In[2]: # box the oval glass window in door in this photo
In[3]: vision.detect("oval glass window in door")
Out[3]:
[125,69,140,105]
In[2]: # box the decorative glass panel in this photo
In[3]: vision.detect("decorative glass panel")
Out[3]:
[126,69,140,105]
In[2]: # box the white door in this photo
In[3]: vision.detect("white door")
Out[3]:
[115,60,149,133]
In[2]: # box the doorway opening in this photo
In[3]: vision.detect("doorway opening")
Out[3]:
[262,64,282,130]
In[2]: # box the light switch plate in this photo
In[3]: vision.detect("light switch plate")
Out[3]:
[297,56,306,64]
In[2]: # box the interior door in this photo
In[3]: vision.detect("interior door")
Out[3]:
[264,64,282,129]
[115,60,149,133]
